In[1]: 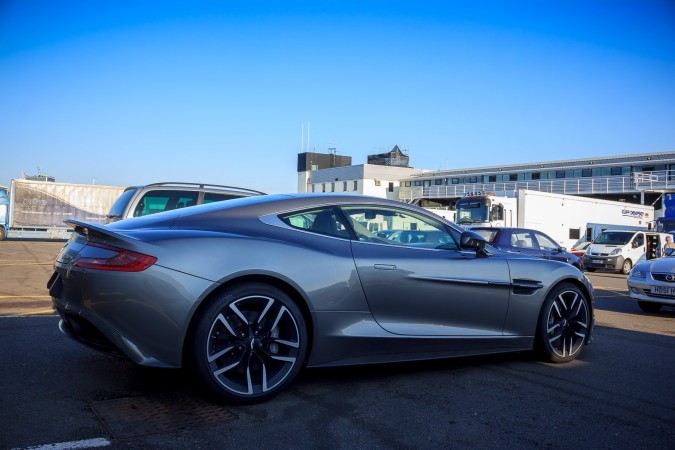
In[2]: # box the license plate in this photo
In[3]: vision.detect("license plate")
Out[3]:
[650,285,675,297]
[592,259,603,264]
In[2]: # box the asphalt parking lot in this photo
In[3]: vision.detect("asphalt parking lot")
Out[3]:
[1,239,674,449]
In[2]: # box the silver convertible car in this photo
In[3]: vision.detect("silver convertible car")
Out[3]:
[48,194,594,403]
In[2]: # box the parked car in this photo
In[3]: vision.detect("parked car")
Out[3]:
[105,182,266,223]
[49,194,594,404]
[472,227,583,271]
[570,241,591,258]
[627,248,675,312]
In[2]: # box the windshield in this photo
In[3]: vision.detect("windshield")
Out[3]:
[594,231,634,245]
[455,199,488,224]
[106,188,139,219]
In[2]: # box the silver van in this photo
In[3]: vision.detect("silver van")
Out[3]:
[105,182,265,223]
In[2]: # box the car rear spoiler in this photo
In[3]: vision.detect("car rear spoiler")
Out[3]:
[64,219,140,246]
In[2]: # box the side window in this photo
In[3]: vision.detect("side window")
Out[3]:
[340,206,458,249]
[135,190,199,217]
[511,231,535,249]
[634,233,644,247]
[534,232,559,250]
[203,192,241,204]
[280,208,351,239]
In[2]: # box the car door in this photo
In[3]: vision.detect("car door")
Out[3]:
[341,205,511,336]
[531,231,567,263]
[503,229,544,259]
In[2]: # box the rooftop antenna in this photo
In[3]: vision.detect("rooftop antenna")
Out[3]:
[328,142,336,167]
[300,122,311,152]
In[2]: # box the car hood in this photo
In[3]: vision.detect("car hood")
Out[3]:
[647,257,675,273]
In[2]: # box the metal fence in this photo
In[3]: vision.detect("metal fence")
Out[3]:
[400,170,675,203]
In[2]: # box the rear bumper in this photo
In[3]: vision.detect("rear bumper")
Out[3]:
[52,296,178,368]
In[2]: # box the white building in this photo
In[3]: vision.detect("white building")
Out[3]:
[297,147,421,200]
[299,163,421,200]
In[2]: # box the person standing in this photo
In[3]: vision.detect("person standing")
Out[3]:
[662,235,675,256]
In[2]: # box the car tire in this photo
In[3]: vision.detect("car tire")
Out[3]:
[189,282,308,404]
[637,301,662,313]
[621,259,633,275]
[585,268,596,272]
[535,282,591,364]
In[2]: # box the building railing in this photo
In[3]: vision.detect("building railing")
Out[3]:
[400,170,675,203]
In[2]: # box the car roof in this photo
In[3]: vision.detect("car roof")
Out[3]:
[126,182,266,195]
[108,193,458,231]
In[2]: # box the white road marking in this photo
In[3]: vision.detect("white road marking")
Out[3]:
[18,437,111,450]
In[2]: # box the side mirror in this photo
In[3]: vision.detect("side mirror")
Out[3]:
[632,241,639,248]
[665,248,675,256]
[460,230,487,256]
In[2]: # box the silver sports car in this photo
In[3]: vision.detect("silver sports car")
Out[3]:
[49,194,594,404]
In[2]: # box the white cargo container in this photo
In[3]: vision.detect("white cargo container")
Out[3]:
[455,189,654,249]
[0,179,124,240]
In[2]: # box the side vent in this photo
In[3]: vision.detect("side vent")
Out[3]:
[511,279,544,295]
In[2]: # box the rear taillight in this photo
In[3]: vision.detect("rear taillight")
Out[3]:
[74,242,157,272]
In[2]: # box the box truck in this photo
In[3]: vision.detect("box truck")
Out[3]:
[0,179,124,240]
[454,190,654,249]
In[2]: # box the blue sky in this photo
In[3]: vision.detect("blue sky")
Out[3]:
[1,1,674,193]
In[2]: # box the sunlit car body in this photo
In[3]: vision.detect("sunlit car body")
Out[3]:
[627,249,675,312]
[472,227,583,270]
[49,194,594,404]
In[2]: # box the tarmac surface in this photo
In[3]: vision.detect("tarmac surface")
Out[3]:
[1,239,674,449]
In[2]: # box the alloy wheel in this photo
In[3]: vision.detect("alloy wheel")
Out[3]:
[205,294,302,397]
[545,289,590,359]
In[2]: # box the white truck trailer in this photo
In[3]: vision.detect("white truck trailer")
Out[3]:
[454,189,654,249]
[0,179,124,240]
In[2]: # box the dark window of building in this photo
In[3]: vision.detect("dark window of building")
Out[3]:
[532,172,541,180]
[451,178,459,184]
[569,229,581,240]
[582,169,592,177]
[611,167,622,176]
[556,171,566,179]
[404,181,411,187]
[434,179,443,185]
[469,176,478,183]
[388,182,394,192]
[509,174,518,181]
[414,180,422,186]
[487,175,497,182]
